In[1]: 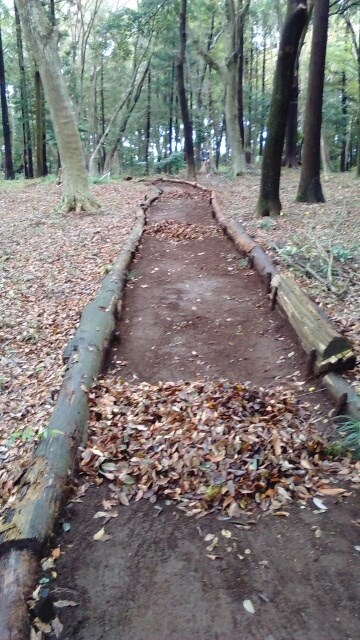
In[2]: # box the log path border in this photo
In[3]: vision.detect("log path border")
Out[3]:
[0,178,358,639]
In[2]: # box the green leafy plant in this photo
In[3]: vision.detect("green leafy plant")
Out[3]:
[6,427,61,447]
[335,416,360,460]
[126,270,137,281]
[6,427,36,446]
[157,152,185,174]
[276,243,299,257]
[258,218,276,230]
[332,244,355,263]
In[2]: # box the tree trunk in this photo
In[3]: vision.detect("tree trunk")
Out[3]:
[237,15,245,149]
[256,1,307,216]
[177,0,196,179]
[15,0,99,212]
[34,68,47,177]
[0,20,15,180]
[225,63,245,176]
[259,31,266,156]
[168,58,175,156]
[14,3,33,179]
[340,71,347,171]
[244,38,254,163]
[283,69,299,167]
[224,0,250,176]
[296,0,329,203]
[145,67,151,175]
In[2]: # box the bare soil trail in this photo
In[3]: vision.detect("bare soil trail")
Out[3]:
[54,183,360,640]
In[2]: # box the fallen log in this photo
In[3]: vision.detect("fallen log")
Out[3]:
[271,273,356,375]
[0,190,159,640]
[210,191,277,287]
[154,176,209,191]
[322,373,360,422]
[0,545,39,640]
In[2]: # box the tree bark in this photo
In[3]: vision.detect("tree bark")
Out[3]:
[15,0,99,212]
[14,4,33,179]
[340,71,348,171]
[0,19,14,180]
[256,0,307,216]
[177,0,196,179]
[296,0,329,203]
[168,57,175,156]
[145,67,151,175]
[34,68,47,177]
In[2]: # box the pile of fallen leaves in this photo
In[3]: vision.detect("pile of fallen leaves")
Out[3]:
[81,378,359,516]
[145,219,220,242]
[0,179,145,510]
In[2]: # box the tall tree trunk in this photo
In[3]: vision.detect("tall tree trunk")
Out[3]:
[35,68,47,177]
[168,58,175,156]
[145,67,151,175]
[237,13,245,149]
[15,3,33,178]
[341,15,359,176]
[0,20,15,180]
[259,30,267,156]
[256,0,307,216]
[340,71,348,171]
[15,0,99,212]
[283,3,313,168]
[175,94,180,150]
[245,40,254,162]
[177,0,195,179]
[283,69,299,167]
[297,0,329,203]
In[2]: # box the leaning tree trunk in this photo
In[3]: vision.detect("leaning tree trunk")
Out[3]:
[256,0,307,216]
[15,0,99,212]
[296,0,329,203]
[0,20,14,180]
[177,0,196,179]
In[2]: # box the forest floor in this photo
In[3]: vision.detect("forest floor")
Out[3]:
[0,173,359,639]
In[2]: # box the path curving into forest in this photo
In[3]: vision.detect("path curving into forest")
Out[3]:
[53,183,360,640]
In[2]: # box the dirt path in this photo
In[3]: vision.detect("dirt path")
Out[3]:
[54,184,360,640]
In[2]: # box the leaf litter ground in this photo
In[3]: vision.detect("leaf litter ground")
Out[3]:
[82,377,359,517]
[51,180,359,640]
[1,176,360,639]
[0,179,145,510]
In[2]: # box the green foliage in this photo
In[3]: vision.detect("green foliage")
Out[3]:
[126,270,137,281]
[332,244,356,262]
[258,218,276,230]
[6,427,62,447]
[157,152,185,174]
[335,417,360,460]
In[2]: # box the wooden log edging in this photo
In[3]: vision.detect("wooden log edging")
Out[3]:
[0,188,160,640]
[271,274,356,375]
[208,190,358,407]
[210,191,277,288]
[322,373,360,422]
